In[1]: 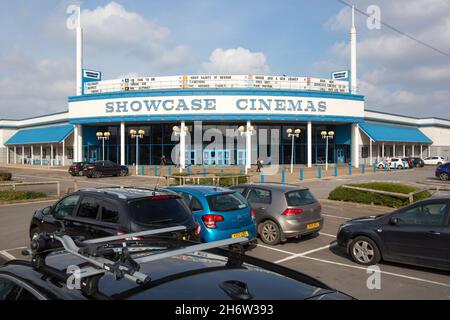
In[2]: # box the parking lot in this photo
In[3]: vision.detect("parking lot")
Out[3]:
[0,166,449,299]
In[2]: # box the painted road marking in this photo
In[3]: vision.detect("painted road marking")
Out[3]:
[319,232,336,238]
[0,199,55,208]
[275,244,334,264]
[0,251,16,261]
[257,243,450,288]
[322,214,351,220]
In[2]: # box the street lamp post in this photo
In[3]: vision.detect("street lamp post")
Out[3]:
[238,125,256,175]
[321,130,335,171]
[173,125,190,173]
[130,129,145,175]
[96,131,111,161]
[287,128,302,174]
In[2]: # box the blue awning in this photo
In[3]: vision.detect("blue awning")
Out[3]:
[360,123,432,144]
[5,125,74,145]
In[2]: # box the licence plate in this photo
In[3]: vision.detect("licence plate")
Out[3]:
[231,231,249,238]
[306,222,320,230]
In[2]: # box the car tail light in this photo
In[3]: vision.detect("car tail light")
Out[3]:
[115,231,143,241]
[72,166,77,170]
[250,208,256,221]
[282,208,304,216]
[194,222,201,237]
[202,214,224,229]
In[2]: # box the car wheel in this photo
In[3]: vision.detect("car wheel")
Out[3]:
[349,236,381,266]
[93,171,102,178]
[440,173,449,181]
[377,165,384,169]
[437,162,443,165]
[397,165,403,169]
[120,169,127,177]
[30,227,40,241]
[259,220,281,245]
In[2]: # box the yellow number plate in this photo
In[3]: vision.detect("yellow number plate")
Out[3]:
[232,231,249,238]
[306,222,320,230]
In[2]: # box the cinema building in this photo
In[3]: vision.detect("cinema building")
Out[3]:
[0,8,449,170]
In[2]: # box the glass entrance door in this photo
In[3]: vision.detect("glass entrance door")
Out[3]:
[237,150,246,166]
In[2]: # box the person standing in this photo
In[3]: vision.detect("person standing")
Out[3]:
[256,159,263,172]
[160,155,167,166]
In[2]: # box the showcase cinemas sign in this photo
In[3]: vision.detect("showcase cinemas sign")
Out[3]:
[105,98,327,113]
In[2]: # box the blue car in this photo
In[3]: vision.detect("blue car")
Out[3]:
[436,162,450,181]
[164,185,257,243]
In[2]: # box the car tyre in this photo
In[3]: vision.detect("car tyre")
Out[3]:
[93,171,102,178]
[440,173,449,181]
[397,165,403,169]
[437,162,443,166]
[349,236,381,266]
[120,169,128,177]
[377,165,384,169]
[259,220,281,245]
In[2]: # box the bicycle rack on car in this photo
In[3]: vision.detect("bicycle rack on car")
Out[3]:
[28,226,249,295]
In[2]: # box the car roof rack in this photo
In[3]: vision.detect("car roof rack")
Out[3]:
[29,226,249,294]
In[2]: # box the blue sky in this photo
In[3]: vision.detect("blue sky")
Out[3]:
[1,0,449,118]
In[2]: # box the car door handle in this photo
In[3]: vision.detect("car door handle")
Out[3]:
[428,231,441,235]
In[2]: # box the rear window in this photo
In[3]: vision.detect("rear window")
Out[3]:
[129,197,191,225]
[285,190,316,206]
[206,193,248,212]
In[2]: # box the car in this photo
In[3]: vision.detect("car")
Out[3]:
[401,158,413,169]
[230,183,323,245]
[376,158,409,169]
[83,160,128,178]
[29,187,200,242]
[337,196,450,271]
[406,157,424,168]
[436,162,450,181]
[423,156,446,166]
[164,186,257,243]
[0,228,353,300]
[68,162,91,176]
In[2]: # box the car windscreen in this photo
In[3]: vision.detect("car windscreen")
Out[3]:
[206,192,248,212]
[285,190,316,206]
[129,197,191,225]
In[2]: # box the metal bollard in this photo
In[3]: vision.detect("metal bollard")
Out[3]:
[203,168,207,176]
[362,164,365,174]
[260,173,264,183]
[281,170,285,184]
[187,166,190,176]
[318,167,322,179]
[168,166,172,176]
[154,166,158,176]
[373,163,377,173]
[348,165,352,176]
[334,166,338,177]
[394,163,397,171]
[300,168,304,181]
[141,165,145,176]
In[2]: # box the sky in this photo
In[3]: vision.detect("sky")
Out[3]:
[0,0,449,119]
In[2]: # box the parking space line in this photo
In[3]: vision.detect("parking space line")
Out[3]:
[256,244,297,256]
[0,251,16,261]
[297,255,450,288]
[322,214,351,220]
[275,244,334,264]
[0,199,55,208]
[319,232,336,238]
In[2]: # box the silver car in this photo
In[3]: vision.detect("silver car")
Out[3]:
[230,183,323,245]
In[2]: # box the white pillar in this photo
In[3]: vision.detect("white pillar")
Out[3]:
[30,145,33,165]
[76,8,83,96]
[120,122,125,165]
[40,145,43,166]
[307,121,312,168]
[14,146,17,164]
[180,121,186,170]
[377,144,380,162]
[420,144,423,158]
[350,5,357,93]
[393,144,396,157]
[403,144,406,158]
[428,145,431,157]
[74,125,83,162]
[412,145,415,157]
[351,123,359,168]
[245,121,252,171]
[62,140,65,166]
[382,143,385,158]
[73,125,78,163]
[369,139,373,165]
[51,144,54,167]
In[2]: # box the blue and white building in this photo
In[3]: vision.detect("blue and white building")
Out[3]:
[0,6,448,169]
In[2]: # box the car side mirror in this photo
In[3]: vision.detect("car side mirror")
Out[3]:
[389,217,399,225]
[42,206,53,215]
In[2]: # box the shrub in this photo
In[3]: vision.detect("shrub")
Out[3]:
[0,171,12,181]
[0,190,47,202]
[170,173,248,187]
[328,182,431,208]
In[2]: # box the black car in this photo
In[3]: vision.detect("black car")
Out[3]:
[0,228,353,300]
[68,162,91,176]
[83,160,128,178]
[337,196,450,271]
[29,187,200,242]
[407,157,425,168]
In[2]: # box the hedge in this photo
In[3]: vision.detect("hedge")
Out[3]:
[0,190,47,202]
[328,182,431,208]
[0,171,12,181]
[171,172,248,187]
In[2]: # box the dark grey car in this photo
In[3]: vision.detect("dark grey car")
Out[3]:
[230,183,323,245]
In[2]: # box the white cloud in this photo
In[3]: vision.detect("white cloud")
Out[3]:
[201,48,270,75]
[320,0,450,118]
[0,50,73,118]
